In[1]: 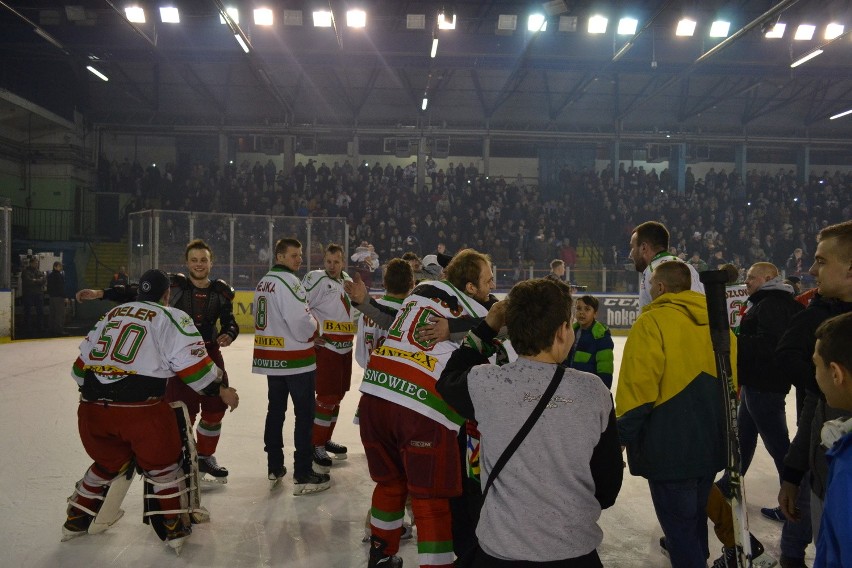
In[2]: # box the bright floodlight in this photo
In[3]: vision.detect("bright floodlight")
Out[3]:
[234,34,250,53]
[421,97,428,111]
[430,37,438,58]
[347,10,366,28]
[313,10,332,27]
[825,23,844,40]
[765,22,786,38]
[794,24,815,40]
[588,15,607,34]
[437,12,456,30]
[159,7,179,23]
[219,7,239,24]
[528,14,547,32]
[790,49,823,68]
[617,18,638,35]
[86,66,109,81]
[676,18,696,37]
[829,108,852,120]
[125,6,145,23]
[254,8,273,26]
[709,20,730,37]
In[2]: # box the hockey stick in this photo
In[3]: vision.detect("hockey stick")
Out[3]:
[700,269,752,568]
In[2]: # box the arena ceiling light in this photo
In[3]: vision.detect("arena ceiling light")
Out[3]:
[346,10,366,28]
[430,37,438,57]
[825,23,844,40]
[86,65,109,81]
[709,20,730,38]
[794,24,815,40]
[313,10,332,27]
[617,18,638,35]
[588,15,607,34]
[234,34,250,53]
[421,97,428,111]
[219,7,239,24]
[437,12,456,30]
[254,8,273,26]
[790,49,823,68]
[528,14,547,32]
[675,18,696,37]
[764,22,786,38]
[124,6,145,23]
[159,7,179,24]
[829,108,852,120]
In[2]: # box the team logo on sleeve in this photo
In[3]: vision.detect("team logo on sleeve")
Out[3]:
[179,315,193,328]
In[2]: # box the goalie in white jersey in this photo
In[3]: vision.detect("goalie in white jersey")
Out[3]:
[63,269,239,551]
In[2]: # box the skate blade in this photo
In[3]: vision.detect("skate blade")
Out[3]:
[168,535,188,556]
[329,454,347,461]
[752,552,778,568]
[88,509,125,535]
[292,482,331,496]
[269,478,284,491]
[200,474,228,485]
[312,462,331,474]
[61,529,88,542]
[190,507,210,524]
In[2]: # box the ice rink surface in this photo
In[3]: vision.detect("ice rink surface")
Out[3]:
[1,334,815,567]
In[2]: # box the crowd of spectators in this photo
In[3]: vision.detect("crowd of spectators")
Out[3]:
[101,152,851,286]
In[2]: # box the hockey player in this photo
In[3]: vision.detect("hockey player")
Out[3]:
[629,221,704,307]
[359,249,494,568]
[253,238,330,495]
[63,269,239,551]
[166,239,240,483]
[302,243,357,472]
[354,258,415,370]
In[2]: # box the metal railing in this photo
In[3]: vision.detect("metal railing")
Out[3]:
[12,207,93,241]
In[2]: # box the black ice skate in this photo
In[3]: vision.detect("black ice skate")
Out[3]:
[293,471,331,496]
[268,466,287,490]
[163,517,192,556]
[324,440,348,460]
[198,455,228,484]
[61,512,94,541]
[313,446,332,473]
[368,535,404,568]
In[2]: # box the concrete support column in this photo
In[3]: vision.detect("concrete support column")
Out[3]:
[416,136,426,191]
[611,139,620,184]
[282,136,295,176]
[218,132,229,168]
[796,145,810,185]
[482,136,491,178]
[734,144,747,197]
[669,143,686,194]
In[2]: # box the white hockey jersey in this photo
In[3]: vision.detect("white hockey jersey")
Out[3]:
[302,270,356,355]
[639,252,705,308]
[360,280,488,431]
[355,295,404,369]
[252,266,318,375]
[71,301,218,392]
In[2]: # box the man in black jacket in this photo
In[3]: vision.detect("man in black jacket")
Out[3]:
[718,263,803,502]
[47,261,69,336]
[773,220,852,568]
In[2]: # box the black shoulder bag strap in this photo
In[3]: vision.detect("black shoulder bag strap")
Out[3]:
[481,365,565,500]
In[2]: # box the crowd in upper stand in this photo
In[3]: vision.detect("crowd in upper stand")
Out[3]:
[100,154,850,280]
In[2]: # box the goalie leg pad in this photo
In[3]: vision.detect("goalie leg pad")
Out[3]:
[89,460,135,534]
[142,460,191,541]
